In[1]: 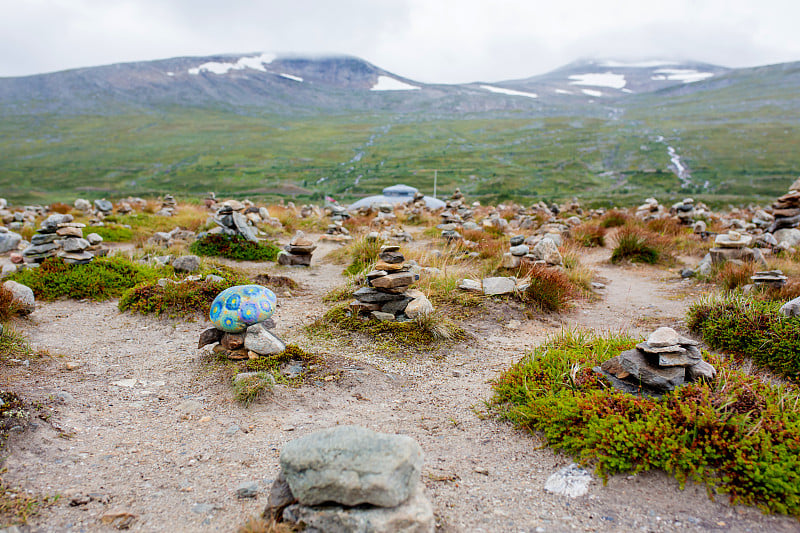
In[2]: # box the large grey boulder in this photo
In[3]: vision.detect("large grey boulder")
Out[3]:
[282,487,434,533]
[2,280,34,314]
[0,230,21,253]
[280,426,423,508]
[531,238,562,265]
[172,255,200,273]
[773,228,800,248]
[780,296,800,317]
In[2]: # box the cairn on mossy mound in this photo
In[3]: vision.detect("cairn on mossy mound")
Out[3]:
[278,231,316,266]
[209,203,259,242]
[595,327,716,396]
[198,285,285,360]
[349,246,432,321]
[265,425,434,533]
[21,214,105,266]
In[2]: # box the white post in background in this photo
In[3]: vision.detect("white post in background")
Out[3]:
[433,169,438,198]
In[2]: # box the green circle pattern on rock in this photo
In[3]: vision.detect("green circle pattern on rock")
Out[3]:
[209,284,277,332]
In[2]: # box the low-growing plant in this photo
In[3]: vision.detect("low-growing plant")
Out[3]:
[490,329,800,516]
[645,217,686,237]
[610,227,670,264]
[710,262,757,291]
[687,294,800,379]
[570,222,606,247]
[120,278,230,317]
[0,287,21,322]
[600,209,630,228]
[8,256,167,301]
[0,325,37,361]
[520,264,578,312]
[87,224,134,242]
[190,234,280,262]
[326,235,384,276]
[310,303,466,349]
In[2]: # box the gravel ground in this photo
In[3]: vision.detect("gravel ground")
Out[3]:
[3,243,799,532]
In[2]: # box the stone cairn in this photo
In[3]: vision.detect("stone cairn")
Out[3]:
[709,230,764,266]
[21,214,105,265]
[265,425,434,532]
[596,327,716,395]
[209,203,259,242]
[155,194,177,217]
[750,269,788,289]
[278,231,316,266]
[320,220,352,242]
[198,285,285,360]
[350,246,433,321]
[768,177,800,233]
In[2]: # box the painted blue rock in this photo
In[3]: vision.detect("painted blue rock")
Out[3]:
[209,284,277,333]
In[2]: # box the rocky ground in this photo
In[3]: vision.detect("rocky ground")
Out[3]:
[2,240,799,533]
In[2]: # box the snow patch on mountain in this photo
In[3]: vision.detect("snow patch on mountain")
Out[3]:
[371,76,419,91]
[480,85,538,99]
[188,53,276,75]
[279,73,303,82]
[555,89,572,95]
[568,72,627,89]
[652,69,714,83]
[581,89,603,97]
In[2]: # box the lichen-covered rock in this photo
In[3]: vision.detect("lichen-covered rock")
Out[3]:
[209,285,277,333]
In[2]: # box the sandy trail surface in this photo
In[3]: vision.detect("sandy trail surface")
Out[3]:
[3,243,798,532]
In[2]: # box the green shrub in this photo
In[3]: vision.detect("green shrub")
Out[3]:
[190,234,280,262]
[8,256,167,301]
[86,224,134,242]
[340,236,384,276]
[490,329,800,516]
[687,294,800,378]
[610,227,669,264]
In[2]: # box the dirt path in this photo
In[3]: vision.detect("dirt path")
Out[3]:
[3,244,798,532]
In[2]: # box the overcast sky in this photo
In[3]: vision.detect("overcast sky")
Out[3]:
[1,0,799,83]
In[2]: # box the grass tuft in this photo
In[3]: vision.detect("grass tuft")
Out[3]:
[610,227,670,264]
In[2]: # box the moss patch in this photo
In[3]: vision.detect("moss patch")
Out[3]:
[190,234,280,262]
[8,256,167,301]
[490,329,800,516]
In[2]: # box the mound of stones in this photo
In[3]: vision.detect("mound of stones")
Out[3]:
[265,426,434,533]
[155,194,177,217]
[595,327,716,395]
[20,214,105,265]
[751,269,787,289]
[350,246,433,321]
[320,220,352,242]
[768,178,800,232]
[198,285,285,361]
[208,203,259,242]
[278,231,316,266]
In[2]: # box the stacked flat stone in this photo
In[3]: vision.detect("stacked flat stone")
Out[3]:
[636,197,662,218]
[278,231,316,266]
[501,235,528,268]
[709,230,764,266]
[198,284,285,360]
[768,178,800,232]
[751,269,788,289]
[350,246,432,321]
[266,426,434,532]
[93,199,113,216]
[670,197,696,223]
[0,227,22,254]
[596,327,716,395]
